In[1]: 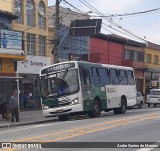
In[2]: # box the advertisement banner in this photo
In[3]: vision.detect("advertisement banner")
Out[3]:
[0,29,22,49]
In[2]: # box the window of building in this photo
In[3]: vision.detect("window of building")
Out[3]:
[14,0,22,24]
[27,33,36,55]
[154,55,159,64]
[26,0,35,27]
[139,52,144,62]
[146,54,151,63]
[124,49,132,60]
[39,36,46,56]
[133,51,139,61]
[109,68,119,85]
[38,1,46,29]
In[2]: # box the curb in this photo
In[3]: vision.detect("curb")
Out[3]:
[0,119,56,128]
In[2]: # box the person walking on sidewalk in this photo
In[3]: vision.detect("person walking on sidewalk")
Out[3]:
[10,90,19,122]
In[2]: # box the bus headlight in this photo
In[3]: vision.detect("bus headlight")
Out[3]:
[70,98,79,105]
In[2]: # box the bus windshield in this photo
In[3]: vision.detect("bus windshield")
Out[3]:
[40,69,79,98]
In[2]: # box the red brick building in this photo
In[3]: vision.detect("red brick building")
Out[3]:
[89,34,146,93]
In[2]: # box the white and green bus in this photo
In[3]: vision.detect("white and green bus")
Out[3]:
[40,61,136,121]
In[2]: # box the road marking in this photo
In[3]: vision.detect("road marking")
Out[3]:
[1,113,160,151]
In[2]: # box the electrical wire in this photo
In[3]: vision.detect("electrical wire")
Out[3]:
[78,0,148,42]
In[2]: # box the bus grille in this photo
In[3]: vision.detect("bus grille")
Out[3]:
[49,100,70,108]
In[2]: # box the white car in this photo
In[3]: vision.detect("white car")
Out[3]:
[128,92,144,109]
[135,92,144,109]
[147,89,160,107]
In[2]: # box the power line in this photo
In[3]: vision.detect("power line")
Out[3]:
[100,7,160,18]
[62,0,145,42]
[79,0,147,43]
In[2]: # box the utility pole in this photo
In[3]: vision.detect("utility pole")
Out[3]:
[53,0,61,63]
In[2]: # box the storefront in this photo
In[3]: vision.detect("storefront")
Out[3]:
[144,69,160,99]
[17,55,51,110]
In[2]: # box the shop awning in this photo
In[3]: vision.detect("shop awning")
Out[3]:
[0,76,23,79]
[0,53,26,60]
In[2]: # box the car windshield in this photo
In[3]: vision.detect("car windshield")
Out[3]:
[150,91,160,95]
[40,69,79,98]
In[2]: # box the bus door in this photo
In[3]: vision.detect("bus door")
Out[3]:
[79,66,92,111]
[107,68,120,108]
[127,70,136,106]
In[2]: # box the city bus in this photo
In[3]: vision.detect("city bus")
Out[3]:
[40,61,136,121]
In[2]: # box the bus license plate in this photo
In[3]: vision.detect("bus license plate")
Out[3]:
[57,110,64,113]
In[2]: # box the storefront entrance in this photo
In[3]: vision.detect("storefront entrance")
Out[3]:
[19,74,41,111]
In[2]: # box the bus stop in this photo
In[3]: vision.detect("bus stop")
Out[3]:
[0,76,23,120]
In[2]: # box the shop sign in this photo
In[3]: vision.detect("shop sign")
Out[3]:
[0,29,22,49]
[17,55,51,74]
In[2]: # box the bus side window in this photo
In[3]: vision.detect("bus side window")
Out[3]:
[80,67,91,85]
[127,70,135,85]
[92,67,100,86]
[98,68,110,86]
[119,69,128,85]
[109,68,119,85]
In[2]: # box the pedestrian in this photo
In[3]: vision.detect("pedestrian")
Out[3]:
[10,90,19,122]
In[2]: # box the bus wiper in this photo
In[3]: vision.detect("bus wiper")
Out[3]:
[44,94,57,98]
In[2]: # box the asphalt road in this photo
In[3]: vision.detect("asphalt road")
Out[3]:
[0,106,160,151]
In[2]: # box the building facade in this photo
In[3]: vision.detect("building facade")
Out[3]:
[144,42,160,97]
[11,0,51,110]
[0,7,26,106]
[89,34,146,94]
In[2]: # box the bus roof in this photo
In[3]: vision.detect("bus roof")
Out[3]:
[41,61,133,71]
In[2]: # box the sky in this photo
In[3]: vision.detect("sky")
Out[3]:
[48,0,160,44]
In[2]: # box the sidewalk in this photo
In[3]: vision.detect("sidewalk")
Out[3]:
[0,110,56,128]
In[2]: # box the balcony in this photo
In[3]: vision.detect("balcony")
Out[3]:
[122,59,144,69]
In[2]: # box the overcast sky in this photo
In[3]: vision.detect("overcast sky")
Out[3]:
[48,0,160,44]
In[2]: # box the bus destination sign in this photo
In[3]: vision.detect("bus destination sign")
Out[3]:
[41,62,75,74]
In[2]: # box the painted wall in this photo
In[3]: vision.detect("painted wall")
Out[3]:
[0,0,12,12]
[89,37,123,65]
[0,58,15,75]
[145,47,160,68]
[12,0,50,57]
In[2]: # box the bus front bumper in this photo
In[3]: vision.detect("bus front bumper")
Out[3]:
[42,104,82,117]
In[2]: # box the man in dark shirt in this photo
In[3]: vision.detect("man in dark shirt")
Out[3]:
[10,90,19,122]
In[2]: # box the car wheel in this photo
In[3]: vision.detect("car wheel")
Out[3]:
[148,104,150,107]
[58,115,68,121]
[139,101,143,109]
[154,104,157,107]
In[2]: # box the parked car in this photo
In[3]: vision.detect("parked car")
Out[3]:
[135,92,144,109]
[147,89,160,107]
[128,92,144,109]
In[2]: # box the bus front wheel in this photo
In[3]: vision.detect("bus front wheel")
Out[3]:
[88,100,101,118]
[58,115,68,121]
[113,97,127,114]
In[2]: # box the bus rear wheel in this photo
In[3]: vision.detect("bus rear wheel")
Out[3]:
[88,100,101,118]
[113,97,127,114]
[58,115,68,121]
